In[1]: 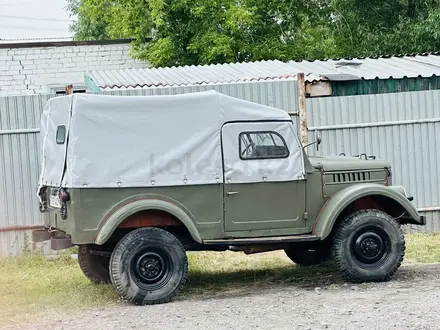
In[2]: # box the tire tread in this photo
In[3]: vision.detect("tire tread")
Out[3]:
[331,209,405,283]
[109,227,188,305]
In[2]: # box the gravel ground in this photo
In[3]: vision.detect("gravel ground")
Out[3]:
[5,263,440,330]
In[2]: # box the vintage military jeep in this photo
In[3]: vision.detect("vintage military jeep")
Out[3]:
[34,91,425,305]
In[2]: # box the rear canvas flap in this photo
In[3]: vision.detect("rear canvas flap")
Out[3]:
[37,96,72,187]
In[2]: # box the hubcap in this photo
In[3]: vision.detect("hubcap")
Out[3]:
[134,251,168,284]
[353,229,390,265]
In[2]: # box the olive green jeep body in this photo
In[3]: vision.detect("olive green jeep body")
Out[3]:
[34,91,425,305]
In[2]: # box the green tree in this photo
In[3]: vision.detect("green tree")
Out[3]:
[327,0,440,57]
[67,0,440,67]
[66,0,110,40]
[68,0,338,66]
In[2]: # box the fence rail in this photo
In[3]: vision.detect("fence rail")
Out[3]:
[306,89,440,232]
[0,84,438,256]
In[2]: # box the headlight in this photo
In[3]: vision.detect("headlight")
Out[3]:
[385,167,392,186]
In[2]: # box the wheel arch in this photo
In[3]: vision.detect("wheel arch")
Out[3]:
[94,194,202,245]
[312,183,424,240]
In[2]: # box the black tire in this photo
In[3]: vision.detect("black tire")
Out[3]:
[331,209,405,283]
[284,241,332,266]
[109,227,188,305]
[78,244,111,284]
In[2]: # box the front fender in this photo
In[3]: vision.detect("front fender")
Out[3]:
[94,193,202,245]
[312,183,425,240]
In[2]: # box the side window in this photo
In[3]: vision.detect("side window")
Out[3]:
[239,131,289,160]
[56,125,66,145]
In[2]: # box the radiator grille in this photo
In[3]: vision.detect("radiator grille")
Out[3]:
[332,172,371,183]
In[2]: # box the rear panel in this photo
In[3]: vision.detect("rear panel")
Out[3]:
[43,184,224,244]
[43,186,80,238]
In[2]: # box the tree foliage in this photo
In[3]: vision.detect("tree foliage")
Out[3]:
[67,0,440,67]
[66,0,109,40]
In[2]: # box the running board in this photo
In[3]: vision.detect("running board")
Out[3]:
[204,234,319,246]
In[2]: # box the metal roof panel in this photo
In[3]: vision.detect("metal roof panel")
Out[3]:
[85,53,440,90]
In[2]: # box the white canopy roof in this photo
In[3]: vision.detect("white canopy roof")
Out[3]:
[38,90,304,188]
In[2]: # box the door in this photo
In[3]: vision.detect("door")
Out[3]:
[221,121,306,233]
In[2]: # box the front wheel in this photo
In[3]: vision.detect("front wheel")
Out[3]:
[109,227,188,305]
[331,209,405,283]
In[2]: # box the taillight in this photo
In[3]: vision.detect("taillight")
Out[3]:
[59,189,70,202]
[59,189,70,220]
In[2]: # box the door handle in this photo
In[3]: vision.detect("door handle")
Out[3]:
[227,191,239,195]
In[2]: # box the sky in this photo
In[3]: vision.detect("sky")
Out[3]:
[0,0,73,40]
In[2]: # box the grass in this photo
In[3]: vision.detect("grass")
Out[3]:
[0,251,119,326]
[404,232,440,263]
[0,232,440,325]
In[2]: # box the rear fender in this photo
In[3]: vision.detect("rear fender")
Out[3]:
[94,194,202,245]
[312,183,424,240]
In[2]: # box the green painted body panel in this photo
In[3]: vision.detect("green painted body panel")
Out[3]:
[331,76,440,97]
[56,185,224,244]
[312,183,422,239]
[322,169,387,197]
[42,153,424,246]
[44,189,81,238]
[94,195,204,245]
[224,180,306,232]
[304,172,323,232]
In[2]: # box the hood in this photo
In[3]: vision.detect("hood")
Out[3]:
[308,156,391,172]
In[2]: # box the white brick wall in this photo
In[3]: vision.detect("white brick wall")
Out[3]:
[0,42,146,96]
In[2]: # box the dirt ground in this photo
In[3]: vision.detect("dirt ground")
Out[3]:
[5,263,440,330]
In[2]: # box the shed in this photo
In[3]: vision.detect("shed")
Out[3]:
[84,52,440,98]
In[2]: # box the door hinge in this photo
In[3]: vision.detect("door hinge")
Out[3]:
[303,211,308,220]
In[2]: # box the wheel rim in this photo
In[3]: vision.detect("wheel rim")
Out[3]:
[131,248,173,290]
[351,226,391,266]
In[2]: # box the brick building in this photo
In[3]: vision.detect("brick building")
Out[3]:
[0,38,146,96]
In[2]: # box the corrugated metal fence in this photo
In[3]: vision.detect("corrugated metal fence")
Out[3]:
[0,95,51,256]
[306,89,440,232]
[1,82,438,256]
[0,80,298,256]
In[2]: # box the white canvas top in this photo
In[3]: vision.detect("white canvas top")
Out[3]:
[38,90,305,188]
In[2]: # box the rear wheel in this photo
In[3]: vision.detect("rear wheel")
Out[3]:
[78,244,112,284]
[331,209,405,283]
[109,227,188,305]
[284,241,332,266]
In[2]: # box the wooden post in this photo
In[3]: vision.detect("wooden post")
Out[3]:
[297,72,308,150]
[65,84,73,95]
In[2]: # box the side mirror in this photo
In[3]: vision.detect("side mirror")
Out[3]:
[303,131,322,151]
[315,131,322,151]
